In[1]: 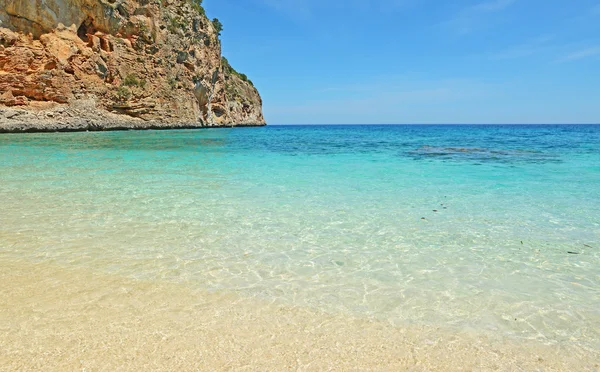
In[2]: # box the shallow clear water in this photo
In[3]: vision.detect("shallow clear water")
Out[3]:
[1,125,599,351]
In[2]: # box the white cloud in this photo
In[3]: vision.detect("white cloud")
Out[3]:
[560,46,600,62]
[443,0,516,34]
[471,0,515,12]
[261,0,418,18]
[489,35,555,59]
[260,0,311,18]
[266,77,497,124]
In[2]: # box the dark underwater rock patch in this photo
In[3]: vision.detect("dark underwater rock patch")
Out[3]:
[407,145,561,164]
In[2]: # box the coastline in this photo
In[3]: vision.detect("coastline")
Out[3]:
[1,258,597,371]
[0,121,266,134]
[0,105,266,133]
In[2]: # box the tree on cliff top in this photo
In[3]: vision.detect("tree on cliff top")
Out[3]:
[212,18,223,36]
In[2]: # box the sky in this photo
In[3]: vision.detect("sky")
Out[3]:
[203,0,600,124]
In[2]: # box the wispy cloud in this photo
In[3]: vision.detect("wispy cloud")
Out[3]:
[443,0,517,35]
[486,35,600,64]
[471,0,515,12]
[488,35,556,59]
[261,0,417,17]
[559,46,600,62]
[361,0,419,12]
[260,0,311,19]
[266,77,498,124]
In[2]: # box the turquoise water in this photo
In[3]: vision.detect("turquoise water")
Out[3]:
[1,125,599,351]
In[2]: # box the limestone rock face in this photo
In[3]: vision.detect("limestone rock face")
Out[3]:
[0,0,265,130]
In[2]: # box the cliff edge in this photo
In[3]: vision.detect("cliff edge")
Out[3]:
[0,0,265,132]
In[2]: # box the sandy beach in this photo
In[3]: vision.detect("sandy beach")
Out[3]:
[2,0,599,369]
[1,258,597,371]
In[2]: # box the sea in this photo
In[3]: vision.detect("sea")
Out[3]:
[1,124,599,368]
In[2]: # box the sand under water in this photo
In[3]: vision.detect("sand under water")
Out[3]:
[1,125,599,370]
[1,259,598,371]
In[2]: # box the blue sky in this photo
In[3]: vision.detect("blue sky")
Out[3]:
[204,0,600,124]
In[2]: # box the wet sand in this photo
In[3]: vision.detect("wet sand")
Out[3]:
[0,259,598,371]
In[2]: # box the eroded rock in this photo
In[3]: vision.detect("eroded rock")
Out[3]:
[0,0,265,131]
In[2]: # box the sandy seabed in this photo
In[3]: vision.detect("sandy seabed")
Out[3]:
[0,259,598,371]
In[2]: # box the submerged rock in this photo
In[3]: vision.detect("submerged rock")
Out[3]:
[407,145,560,164]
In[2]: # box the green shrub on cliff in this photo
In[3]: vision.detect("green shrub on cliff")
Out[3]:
[190,0,206,17]
[161,0,206,18]
[167,15,187,34]
[212,18,223,36]
[221,57,254,87]
[221,56,233,73]
[123,74,146,88]
[116,86,131,102]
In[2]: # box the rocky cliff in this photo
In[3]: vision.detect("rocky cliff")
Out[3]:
[0,0,265,132]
